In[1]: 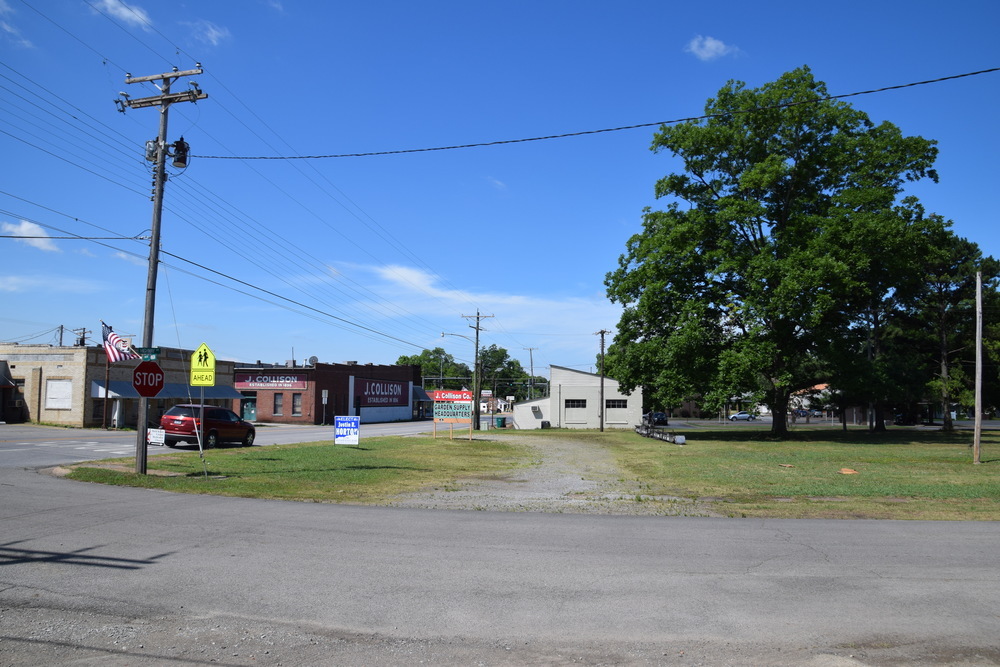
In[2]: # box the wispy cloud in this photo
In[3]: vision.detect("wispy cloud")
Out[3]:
[114,251,147,266]
[0,1,33,48]
[366,264,621,360]
[93,0,152,30]
[487,176,507,191]
[184,19,231,46]
[3,220,58,251]
[0,274,102,293]
[684,35,740,61]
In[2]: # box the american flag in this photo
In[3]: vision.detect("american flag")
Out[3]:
[102,321,140,363]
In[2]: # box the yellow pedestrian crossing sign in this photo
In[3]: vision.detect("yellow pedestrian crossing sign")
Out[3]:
[190,342,216,386]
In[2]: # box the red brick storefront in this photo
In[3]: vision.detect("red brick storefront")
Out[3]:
[233,361,423,425]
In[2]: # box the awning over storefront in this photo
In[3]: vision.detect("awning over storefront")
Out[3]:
[91,381,244,400]
[412,386,432,402]
[0,361,15,387]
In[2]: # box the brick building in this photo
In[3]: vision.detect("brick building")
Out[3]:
[233,361,428,424]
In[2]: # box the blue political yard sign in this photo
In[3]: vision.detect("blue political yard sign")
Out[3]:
[334,415,361,445]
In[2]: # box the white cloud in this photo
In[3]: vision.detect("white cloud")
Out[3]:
[114,251,147,266]
[368,264,621,355]
[184,19,231,46]
[3,220,58,252]
[487,176,507,191]
[0,275,102,293]
[94,0,152,30]
[0,2,33,48]
[0,20,31,47]
[684,35,740,61]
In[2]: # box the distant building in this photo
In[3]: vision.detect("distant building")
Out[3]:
[233,360,428,425]
[512,365,643,430]
[0,343,428,429]
[0,343,239,428]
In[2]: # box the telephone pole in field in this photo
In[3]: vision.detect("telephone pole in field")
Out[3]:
[461,311,494,430]
[117,66,207,474]
[596,330,610,432]
[523,347,538,399]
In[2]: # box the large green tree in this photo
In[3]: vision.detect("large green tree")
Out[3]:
[910,226,1000,429]
[395,347,470,390]
[477,344,531,400]
[604,67,939,436]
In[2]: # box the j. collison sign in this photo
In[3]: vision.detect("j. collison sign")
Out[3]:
[358,378,407,407]
[234,373,308,390]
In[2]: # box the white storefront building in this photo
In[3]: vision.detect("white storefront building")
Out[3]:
[512,365,643,430]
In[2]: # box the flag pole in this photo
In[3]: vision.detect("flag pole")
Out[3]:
[103,353,110,429]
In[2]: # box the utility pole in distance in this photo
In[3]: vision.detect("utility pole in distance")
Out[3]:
[596,330,610,432]
[117,66,207,474]
[523,347,538,400]
[461,311,494,430]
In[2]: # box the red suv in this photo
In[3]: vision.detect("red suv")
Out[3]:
[160,404,255,448]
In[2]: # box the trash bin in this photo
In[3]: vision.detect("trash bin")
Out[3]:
[495,416,506,428]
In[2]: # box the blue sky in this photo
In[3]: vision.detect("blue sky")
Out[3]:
[2,0,998,378]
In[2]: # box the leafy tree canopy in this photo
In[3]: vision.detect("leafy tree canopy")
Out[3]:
[396,347,470,389]
[605,66,940,436]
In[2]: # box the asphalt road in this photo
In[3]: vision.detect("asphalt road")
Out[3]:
[1,422,998,666]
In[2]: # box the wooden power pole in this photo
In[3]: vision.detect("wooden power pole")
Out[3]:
[117,66,207,474]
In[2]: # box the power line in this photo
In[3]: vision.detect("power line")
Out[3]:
[195,67,1000,160]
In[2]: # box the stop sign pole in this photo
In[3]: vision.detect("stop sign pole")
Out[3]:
[133,360,165,474]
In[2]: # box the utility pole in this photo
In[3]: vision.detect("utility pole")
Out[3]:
[596,330,609,432]
[523,347,537,400]
[974,271,982,464]
[118,66,207,474]
[461,311,494,431]
[71,327,89,347]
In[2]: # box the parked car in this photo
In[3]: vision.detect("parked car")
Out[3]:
[160,404,255,447]
[644,411,669,426]
[729,411,756,421]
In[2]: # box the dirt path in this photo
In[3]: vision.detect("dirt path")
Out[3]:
[388,434,715,516]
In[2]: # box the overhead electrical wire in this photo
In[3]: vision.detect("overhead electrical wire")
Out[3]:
[194,68,1000,161]
[2,204,431,351]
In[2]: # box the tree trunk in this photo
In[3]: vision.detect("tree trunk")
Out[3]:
[769,388,791,437]
[939,313,954,432]
[871,401,888,432]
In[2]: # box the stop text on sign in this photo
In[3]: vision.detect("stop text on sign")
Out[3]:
[134,370,163,386]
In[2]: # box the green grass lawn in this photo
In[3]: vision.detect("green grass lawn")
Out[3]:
[602,425,1000,520]
[66,436,534,503]
[65,426,998,520]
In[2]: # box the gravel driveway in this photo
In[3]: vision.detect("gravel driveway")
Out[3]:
[388,433,715,516]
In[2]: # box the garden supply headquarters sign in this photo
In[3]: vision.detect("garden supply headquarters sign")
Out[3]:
[190,343,216,387]
[430,389,473,424]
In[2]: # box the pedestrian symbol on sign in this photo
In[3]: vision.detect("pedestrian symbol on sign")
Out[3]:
[190,343,216,387]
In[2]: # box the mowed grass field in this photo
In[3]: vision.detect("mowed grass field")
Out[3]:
[65,425,999,520]
[604,425,999,520]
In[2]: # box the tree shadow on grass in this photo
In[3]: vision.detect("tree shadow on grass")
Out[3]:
[689,428,981,446]
[182,464,431,478]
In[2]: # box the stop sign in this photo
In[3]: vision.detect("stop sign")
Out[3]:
[133,360,165,398]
